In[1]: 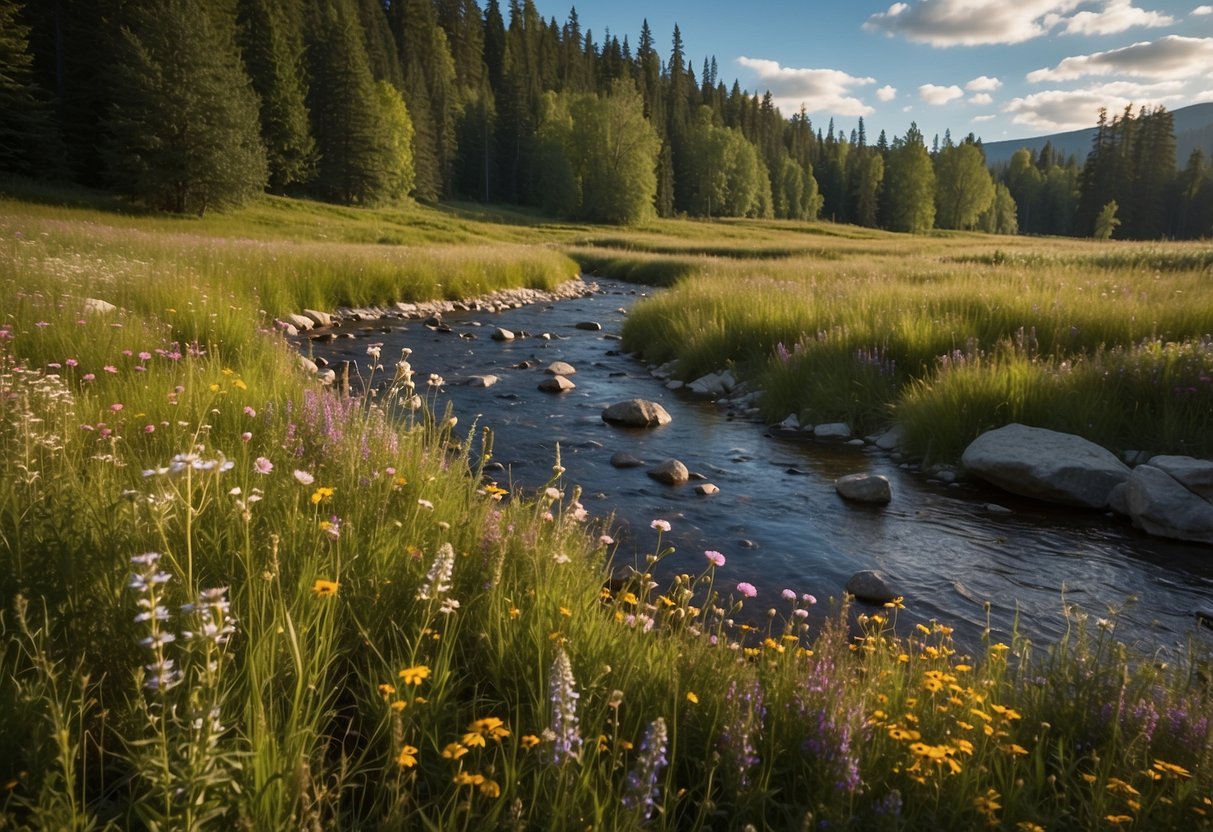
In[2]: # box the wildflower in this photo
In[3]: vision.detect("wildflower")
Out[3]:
[650,519,671,532]
[416,542,456,600]
[803,593,817,604]
[686,691,699,704]
[1152,759,1192,779]
[884,596,906,609]
[478,779,501,798]
[521,735,541,749]
[320,516,341,540]
[293,469,315,485]
[399,665,430,686]
[311,486,335,504]
[1016,823,1046,832]
[548,647,582,763]
[622,717,668,821]
[390,701,406,712]
[240,431,251,442]
[737,582,757,599]
[599,534,614,546]
[312,579,339,597]
[704,550,726,567]
[244,406,256,417]
[469,716,511,740]
[442,743,468,760]
[396,745,418,768]
[1103,816,1133,826]
[417,498,434,510]
[254,457,273,474]
[378,684,396,697]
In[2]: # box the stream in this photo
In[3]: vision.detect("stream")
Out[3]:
[298,279,1213,652]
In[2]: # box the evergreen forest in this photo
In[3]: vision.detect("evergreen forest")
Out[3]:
[2,0,1212,238]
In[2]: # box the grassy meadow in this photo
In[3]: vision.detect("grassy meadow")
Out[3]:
[1,184,1212,829]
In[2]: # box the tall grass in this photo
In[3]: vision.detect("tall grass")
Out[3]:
[1,199,1212,829]
[618,235,1213,461]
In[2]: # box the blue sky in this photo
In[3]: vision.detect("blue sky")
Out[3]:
[565,0,1213,144]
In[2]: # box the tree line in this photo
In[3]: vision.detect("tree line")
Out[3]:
[1,0,1210,237]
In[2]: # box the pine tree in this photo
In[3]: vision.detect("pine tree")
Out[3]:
[237,0,316,192]
[306,0,392,204]
[0,0,60,175]
[105,0,267,214]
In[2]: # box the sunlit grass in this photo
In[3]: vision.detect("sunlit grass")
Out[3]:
[1,194,1211,828]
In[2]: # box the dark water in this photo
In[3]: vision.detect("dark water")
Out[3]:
[299,280,1213,652]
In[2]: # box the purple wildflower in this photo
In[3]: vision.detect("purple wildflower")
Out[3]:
[622,717,668,821]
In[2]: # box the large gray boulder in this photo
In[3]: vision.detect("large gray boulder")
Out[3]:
[545,361,577,376]
[835,473,892,504]
[602,399,672,427]
[1148,455,1213,499]
[960,423,1130,508]
[814,422,852,440]
[1124,464,1213,544]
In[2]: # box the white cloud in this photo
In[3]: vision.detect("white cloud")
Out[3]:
[966,76,1003,92]
[876,85,898,102]
[1002,81,1186,131]
[1191,5,1212,14]
[919,83,964,105]
[736,57,875,116]
[864,0,1174,46]
[865,0,1079,46]
[1028,36,1213,82]
[973,114,997,122]
[969,93,994,105]
[1059,0,1174,34]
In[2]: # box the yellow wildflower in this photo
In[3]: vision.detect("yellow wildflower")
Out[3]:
[311,579,339,597]
[396,745,418,768]
[311,486,335,504]
[521,735,541,749]
[441,743,467,760]
[1152,759,1192,779]
[398,665,430,686]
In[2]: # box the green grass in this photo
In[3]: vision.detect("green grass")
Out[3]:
[1,193,1211,829]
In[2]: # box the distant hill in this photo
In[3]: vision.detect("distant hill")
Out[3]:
[982,101,1213,167]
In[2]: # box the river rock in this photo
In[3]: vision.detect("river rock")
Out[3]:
[545,361,577,376]
[846,570,899,604]
[814,422,852,440]
[960,423,1130,509]
[491,327,515,341]
[875,425,905,451]
[538,375,576,393]
[665,380,685,390]
[575,321,602,331]
[778,414,801,430]
[689,372,727,396]
[298,356,318,373]
[1124,464,1213,544]
[610,452,645,468]
[602,399,672,427]
[1148,455,1213,499]
[835,473,892,504]
[286,313,314,331]
[302,308,333,328]
[648,459,689,485]
[467,375,499,388]
[695,483,720,495]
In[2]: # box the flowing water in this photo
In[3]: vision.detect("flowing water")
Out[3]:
[298,279,1213,651]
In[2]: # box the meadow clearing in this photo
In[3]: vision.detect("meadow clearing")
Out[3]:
[1,185,1211,829]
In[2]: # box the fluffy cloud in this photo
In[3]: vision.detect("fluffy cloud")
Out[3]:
[1028,36,1213,82]
[969,93,994,105]
[1057,0,1173,34]
[919,84,964,105]
[736,57,875,116]
[876,85,898,102]
[965,76,1003,92]
[865,0,1173,46]
[973,114,997,122]
[1002,81,1186,130]
[1192,5,1213,14]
